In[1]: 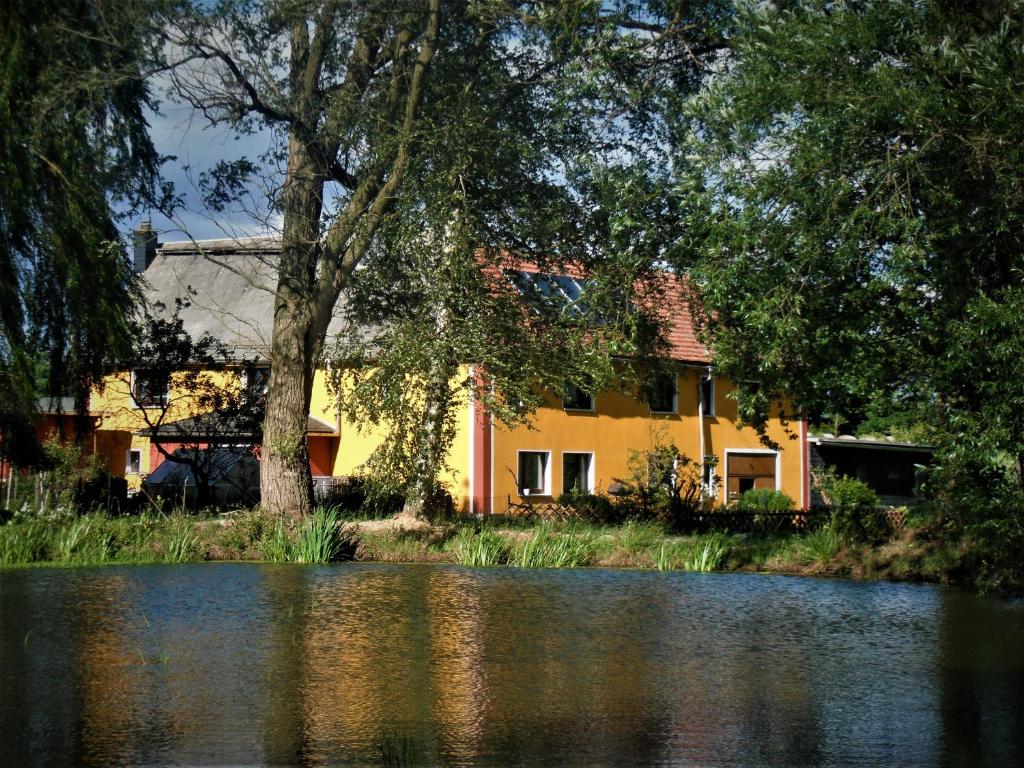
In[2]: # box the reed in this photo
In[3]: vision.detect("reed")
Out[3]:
[511,525,595,568]
[294,506,345,563]
[162,518,198,563]
[681,533,729,572]
[449,527,508,567]
[799,523,841,563]
[0,520,49,564]
[260,519,295,562]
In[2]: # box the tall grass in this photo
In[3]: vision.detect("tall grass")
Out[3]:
[294,506,346,563]
[449,527,507,567]
[799,522,841,562]
[162,518,198,563]
[654,541,691,571]
[261,520,295,562]
[511,525,595,568]
[680,533,729,572]
[0,520,49,564]
[54,518,91,561]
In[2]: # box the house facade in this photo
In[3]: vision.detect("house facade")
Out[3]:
[89,228,809,511]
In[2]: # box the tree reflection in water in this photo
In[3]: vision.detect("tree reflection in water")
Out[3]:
[1,564,1023,767]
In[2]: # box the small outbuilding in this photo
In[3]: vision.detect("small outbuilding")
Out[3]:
[808,433,933,508]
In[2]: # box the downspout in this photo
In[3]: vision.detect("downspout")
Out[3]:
[698,366,712,498]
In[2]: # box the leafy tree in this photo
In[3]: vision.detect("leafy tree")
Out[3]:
[167,0,727,517]
[676,1,1024,524]
[0,0,169,466]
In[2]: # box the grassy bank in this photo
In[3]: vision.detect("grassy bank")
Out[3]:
[0,507,977,588]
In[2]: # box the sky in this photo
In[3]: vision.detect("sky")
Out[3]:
[130,96,277,244]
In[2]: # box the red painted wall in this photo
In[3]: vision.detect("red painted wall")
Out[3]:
[308,436,337,477]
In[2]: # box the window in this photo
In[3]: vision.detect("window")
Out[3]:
[518,451,550,496]
[562,453,593,494]
[132,370,169,408]
[725,451,777,503]
[648,373,677,414]
[126,448,142,475]
[244,366,270,401]
[700,376,715,417]
[563,381,594,411]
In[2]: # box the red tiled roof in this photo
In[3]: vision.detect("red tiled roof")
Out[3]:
[641,271,711,364]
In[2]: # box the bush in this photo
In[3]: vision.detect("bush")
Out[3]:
[611,438,711,530]
[737,489,793,512]
[816,469,884,543]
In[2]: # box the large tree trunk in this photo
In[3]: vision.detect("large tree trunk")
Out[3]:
[260,312,318,518]
[260,133,324,519]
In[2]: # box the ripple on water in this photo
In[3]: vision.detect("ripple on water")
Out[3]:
[1,563,1023,767]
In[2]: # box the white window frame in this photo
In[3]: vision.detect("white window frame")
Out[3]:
[700,376,716,418]
[517,450,552,496]
[561,451,595,495]
[723,448,781,502]
[126,448,143,475]
[562,382,595,412]
[130,369,169,409]
[648,373,678,415]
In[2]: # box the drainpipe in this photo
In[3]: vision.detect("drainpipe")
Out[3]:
[698,366,712,499]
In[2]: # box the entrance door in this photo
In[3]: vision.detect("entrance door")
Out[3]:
[726,453,777,503]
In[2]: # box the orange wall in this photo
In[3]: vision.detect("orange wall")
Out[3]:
[487,369,804,512]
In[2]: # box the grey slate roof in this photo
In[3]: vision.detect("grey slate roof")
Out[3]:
[141,237,363,361]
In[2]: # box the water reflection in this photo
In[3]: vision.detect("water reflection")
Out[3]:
[1,564,1023,766]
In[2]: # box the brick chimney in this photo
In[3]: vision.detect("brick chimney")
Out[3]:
[132,220,159,273]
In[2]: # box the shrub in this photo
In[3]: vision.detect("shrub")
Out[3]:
[737,489,793,512]
[612,437,711,530]
[816,468,884,543]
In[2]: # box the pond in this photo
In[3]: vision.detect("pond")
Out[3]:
[1,563,1023,767]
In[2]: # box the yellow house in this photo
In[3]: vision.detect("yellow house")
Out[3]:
[92,227,810,511]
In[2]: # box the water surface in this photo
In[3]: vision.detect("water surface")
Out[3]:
[2,563,1023,766]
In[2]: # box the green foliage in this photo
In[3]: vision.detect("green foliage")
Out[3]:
[680,533,729,572]
[798,524,842,564]
[613,436,710,529]
[816,469,884,544]
[448,528,508,568]
[510,524,595,569]
[162,518,198,563]
[737,489,793,512]
[0,520,49,564]
[1,1,167,462]
[677,0,1024,537]
[294,507,347,564]
[260,520,295,563]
